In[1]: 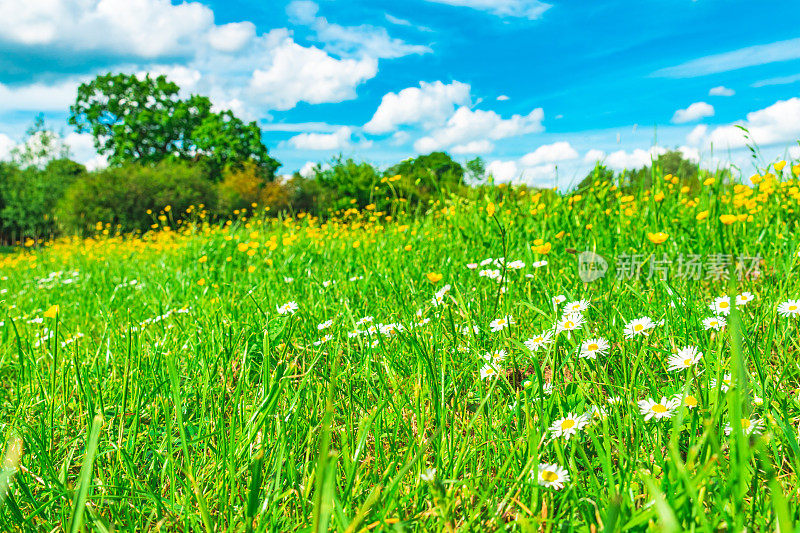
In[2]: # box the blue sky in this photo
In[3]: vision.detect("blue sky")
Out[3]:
[1,0,800,187]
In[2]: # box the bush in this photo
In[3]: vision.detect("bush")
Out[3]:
[217,162,291,214]
[0,159,85,241]
[57,161,218,234]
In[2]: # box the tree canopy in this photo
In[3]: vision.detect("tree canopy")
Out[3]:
[69,73,280,180]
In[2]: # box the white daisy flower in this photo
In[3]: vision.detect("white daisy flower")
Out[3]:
[466,263,478,270]
[725,417,764,436]
[277,301,299,315]
[666,346,703,372]
[778,299,800,318]
[638,396,679,421]
[313,334,333,346]
[710,296,733,315]
[564,299,590,314]
[356,316,373,326]
[736,292,755,306]
[507,260,526,270]
[623,317,656,338]
[552,294,566,306]
[587,405,608,422]
[607,396,622,405]
[703,316,727,331]
[481,349,507,363]
[480,364,500,380]
[461,325,480,335]
[524,331,554,352]
[579,337,609,359]
[711,373,733,392]
[753,395,764,406]
[549,413,589,440]
[489,315,514,332]
[556,312,584,334]
[532,260,548,268]
[317,319,333,330]
[672,393,699,409]
[479,258,494,267]
[283,276,294,283]
[322,280,335,288]
[534,463,570,490]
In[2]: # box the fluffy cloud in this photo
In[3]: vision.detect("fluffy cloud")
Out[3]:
[520,141,577,166]
[288,126,355,150]
[583,149,605,163]
[686,124,708,146]
[452,140,494,154]
[705,97,800,150]
[0,133,15,160]
[709,85,735,96]
[414,106,544,152]
[0,0,214,58]
[364,81,471,134]
[248,38,378,111]
[671,102,714,124]
[0,79,81,112]
[424,0,551,19]
[207,22,256,53]
[287,1,431,59]
[486,159,556,186]
[604,147,667,170]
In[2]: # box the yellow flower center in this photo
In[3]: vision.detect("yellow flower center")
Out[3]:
[683,358,693,366]
[741,419,751,429]
[720,301,729,308]
[587,343,599,351]
[651,404,667,413]
[561,419,575,430]
[541,470,559,482]
[790,305,798,311]
[634,324,644,331]
[685,395,698,407]
[564,321,574,329]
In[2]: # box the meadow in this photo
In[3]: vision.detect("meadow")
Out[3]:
[1,158,800,531]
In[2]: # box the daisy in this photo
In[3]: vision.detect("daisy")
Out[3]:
[479,257,494,266]
[579,337,610,359]
[481,349,507,364]
[564,299,590,314]
[753,395,764,406]
[489,315,514,332]
[283,276,294,283]
[534,463,570,490]
[356,316,373,326]
[672,393,699,409]
[524,331,554,352]
[736,292,755,306]
[556,312,584,334]
[432,284,452,306]
[549,413,589,440]
[587,405,608,422]
[710,296,733,315]
[532,260,548,268]
[507,260,526,270]
[479,269,501,280]
[703,316,727,331]
[725,417,764,436]
[778,299,800,318]
[317,319,333,330]
[313,334,333,346]
[322,280,335,288]
[711,373,733,392]
[552,295,566,306]
[480,364,500,380]
[666,346,703,372]
[277,301,299,315]
[623,317,656,338]
[638,397,679,421]
[466,263,478,270]
[607,396,622,405]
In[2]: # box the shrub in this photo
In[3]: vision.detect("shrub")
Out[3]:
[0,159,85,241]
[57,161,217,234]
[217,162,291,214]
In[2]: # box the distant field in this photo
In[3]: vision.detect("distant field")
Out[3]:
[1,161,800,531]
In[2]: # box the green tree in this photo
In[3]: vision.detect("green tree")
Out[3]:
[11,115,70,169]
[465,156,486,183]
[69,73,280,179]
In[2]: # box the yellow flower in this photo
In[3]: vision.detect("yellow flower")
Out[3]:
[389,174,402,182]
[247,265,256,273]
[426,272,443,283]
[719,214,737,225]
[696,210,709,221]
[198,255,208,263]
[750,174,763,185]
[774,160,786,172]
[404,244,412,251]
[654,192,665,202]
[44,305,60,318]
[793,164,800,177]
[486,203,496,217]
[532,242,552,254]
[647,232,669,244]
[197,278,206,286]
[703,177,715,186]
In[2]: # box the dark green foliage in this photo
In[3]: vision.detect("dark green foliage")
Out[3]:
[56,161,218,234]
[69,73,280,180]
[313,156,382,211]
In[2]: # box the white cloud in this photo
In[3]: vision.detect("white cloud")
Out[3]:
[0,79,81,113]
[486,159,556,186]
[414,106,544,152]
[686,124,708,146]
[751,73,800,88]
[0,0,215,58]
[497,95,509,101]
[364,80,471,134]
[604,147,666,170]
[425,0,551,19]
[653,37,800,78]
[299,161,319,178]
[677,145,700,163]
[520,141,577,166]
[287,1,431,60]
[385,14,413,26]
[142,65,202,92]
[709,86,735,96]
[248,38,377,111]
[0,133,15,160]
[583,149,605,163]
[288,126,354,150]
[672,102,714,124]
[705,97,800,150]
[207,22,256,53]
[451,140,494,154]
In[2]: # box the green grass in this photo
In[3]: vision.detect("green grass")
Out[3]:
[1,162,800,531]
